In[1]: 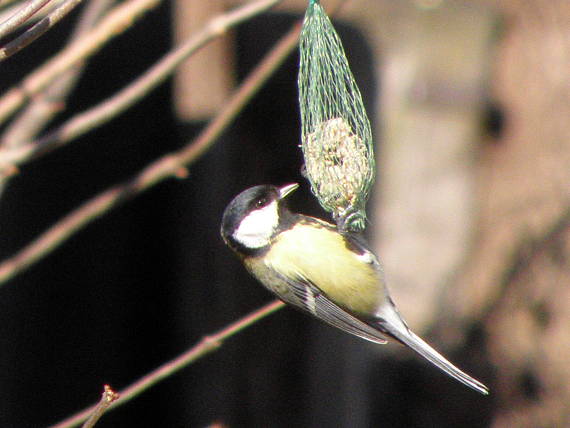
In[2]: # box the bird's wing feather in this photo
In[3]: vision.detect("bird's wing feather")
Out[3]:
[276,270,387,345]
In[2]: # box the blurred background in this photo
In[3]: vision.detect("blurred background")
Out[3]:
[0,0,568,426]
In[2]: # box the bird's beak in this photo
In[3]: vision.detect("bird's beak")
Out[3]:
[279,183,299,200]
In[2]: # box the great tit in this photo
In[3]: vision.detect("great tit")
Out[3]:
[221,183,489,395]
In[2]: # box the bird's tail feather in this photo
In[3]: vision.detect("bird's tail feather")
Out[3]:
[376,303,489,395]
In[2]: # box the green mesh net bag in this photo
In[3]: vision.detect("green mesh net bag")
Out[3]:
[298,0,375,233]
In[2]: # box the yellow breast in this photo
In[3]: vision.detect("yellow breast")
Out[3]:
[264,223,383,315]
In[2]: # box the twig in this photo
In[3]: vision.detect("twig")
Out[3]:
[50,300,286,428]
[204,422,229,428]
[0,0,26,10]
[0,0,115,148]
[0,0,66,33]
[0,0,85,61]
[0,0,52,40]
[0,0,161,124]
[0,15,301,286]
[0,0,283,174]
[81,385,119,428]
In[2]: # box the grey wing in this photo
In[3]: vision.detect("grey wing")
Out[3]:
[276,271,387,345]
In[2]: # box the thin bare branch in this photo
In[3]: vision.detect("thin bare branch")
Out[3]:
[81,385,119,428]
[50,300,286,428]
[0,0,282,173]
[0,0,85,61]
[0,0,25,10]
[0,16,301,286]
[0,0,52,40]
[0,0,115,148]
[204,422,229,428]
[0,0,65,30]
[0,0,161,124]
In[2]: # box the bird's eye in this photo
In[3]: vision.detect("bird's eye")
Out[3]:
[255,197,268,208]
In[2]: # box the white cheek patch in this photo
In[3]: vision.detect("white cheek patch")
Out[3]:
[233,201,279,249]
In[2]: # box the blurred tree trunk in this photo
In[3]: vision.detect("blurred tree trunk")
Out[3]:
[448,0,570,426]
[173,0,234,121]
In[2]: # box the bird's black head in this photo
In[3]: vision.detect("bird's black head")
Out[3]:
[221,184,298,255]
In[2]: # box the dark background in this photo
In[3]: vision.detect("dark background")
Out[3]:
[0,4,492,427]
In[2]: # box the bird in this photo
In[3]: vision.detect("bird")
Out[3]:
[220,183,489,395]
